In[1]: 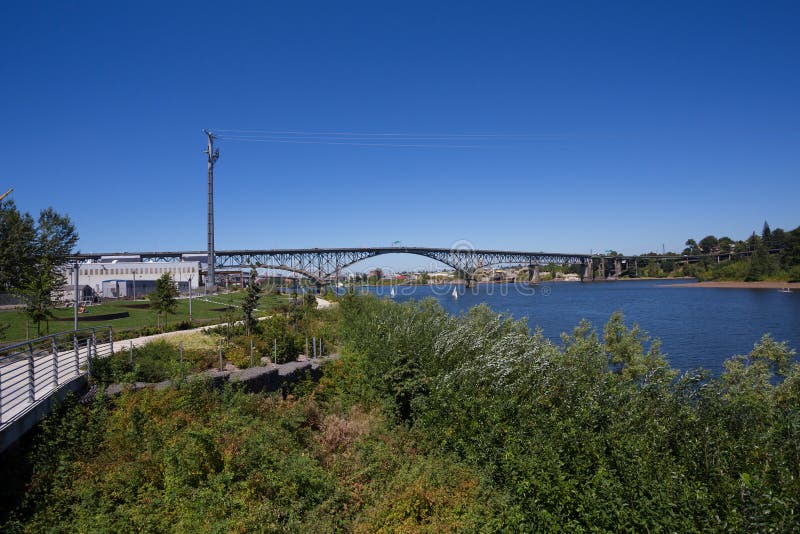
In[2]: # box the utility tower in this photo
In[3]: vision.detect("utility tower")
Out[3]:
[203,130,219,291]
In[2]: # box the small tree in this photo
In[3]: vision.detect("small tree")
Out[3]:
[22,258,58,335]
[241,267,262,335]
[149,273,179,330]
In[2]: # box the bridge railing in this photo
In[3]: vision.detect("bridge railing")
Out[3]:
[0,326,114,429]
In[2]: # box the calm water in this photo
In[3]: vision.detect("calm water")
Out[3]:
[356,280,800,373]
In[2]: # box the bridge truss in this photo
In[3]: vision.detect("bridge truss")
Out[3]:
[69,247,741,285]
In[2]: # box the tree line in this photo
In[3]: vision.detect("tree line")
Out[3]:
[679,222,800,281]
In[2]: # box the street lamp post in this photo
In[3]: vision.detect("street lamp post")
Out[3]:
[73,262,79,331]
[132,269,137,301]
[188,275,193,322]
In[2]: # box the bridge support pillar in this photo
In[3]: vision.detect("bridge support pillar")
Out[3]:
[599,258,606,280]
[634,259,638,277]
[614,259,622,278]
[582,260,592,282]
[528,264,540,285]
[464,275,472,289]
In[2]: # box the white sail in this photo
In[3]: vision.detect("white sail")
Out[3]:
[390,287,396,297]
[452,288,458,299]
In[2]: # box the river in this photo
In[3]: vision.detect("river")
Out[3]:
[355,280,800,373]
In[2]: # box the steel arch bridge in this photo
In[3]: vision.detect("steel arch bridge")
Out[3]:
[70,247,592,286]
[69,247,740,286]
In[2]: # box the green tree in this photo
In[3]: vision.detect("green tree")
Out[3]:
[762,220,772,248]
[770,228,787,250]
[22,258,59,335]
[0,202,78,335]
[149,273,179,330]
[718,236,734,252]
[241,267,262,335]
[0,200,36,292]
[699,235,718,254]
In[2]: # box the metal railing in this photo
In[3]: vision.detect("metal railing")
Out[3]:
[0,326,114,429]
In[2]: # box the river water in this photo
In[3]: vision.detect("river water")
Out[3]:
[356,280,800,373]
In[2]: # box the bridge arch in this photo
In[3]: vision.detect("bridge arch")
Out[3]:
[334,250,473,280]
[244,263,326,285]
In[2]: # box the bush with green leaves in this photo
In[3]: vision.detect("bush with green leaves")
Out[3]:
[91,340,190,384]
[334,294,800,531]
[2,377,509,532]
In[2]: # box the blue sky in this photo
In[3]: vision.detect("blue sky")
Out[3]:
[2,1,798,269]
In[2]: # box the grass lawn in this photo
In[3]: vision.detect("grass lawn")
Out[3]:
[0,291,290,343]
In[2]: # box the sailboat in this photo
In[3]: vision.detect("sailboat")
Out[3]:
[390,287,396,298]
[779,287,792,293]
[452,287,458,299]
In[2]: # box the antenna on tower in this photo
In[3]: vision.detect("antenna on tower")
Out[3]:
[203,130,219,292]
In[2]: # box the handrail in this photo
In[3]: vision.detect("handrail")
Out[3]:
[0,326,115,429]
[0,326,111,358]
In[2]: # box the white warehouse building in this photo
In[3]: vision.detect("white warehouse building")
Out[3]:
[61,260,202,302]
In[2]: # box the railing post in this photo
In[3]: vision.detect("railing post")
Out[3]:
[74,334,80,376]
[249,339,254,367]
[179,342,184,364]
[28,343,35,402]
[86,339,92,377]
[0,363,3,424]
[129,340,134,370]
[52,338,59,388]
[109,327,114,356]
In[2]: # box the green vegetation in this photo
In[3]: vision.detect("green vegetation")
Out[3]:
[89,295,337,384]
[0,201,78,335]
[91,340,197,385]
[2,295,799,531]
[0,291,289,343]
[635,222,800,282]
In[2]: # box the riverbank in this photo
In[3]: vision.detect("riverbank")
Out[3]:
[667,280,800,289]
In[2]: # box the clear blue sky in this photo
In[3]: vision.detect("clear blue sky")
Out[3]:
[2,1,798,269]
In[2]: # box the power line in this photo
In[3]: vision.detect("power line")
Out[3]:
[214,136,488,149]
[214,128,564,139]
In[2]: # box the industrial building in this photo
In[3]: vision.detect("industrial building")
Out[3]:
[59,260,202,303]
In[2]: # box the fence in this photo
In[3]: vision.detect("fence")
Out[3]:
[0,326,114,429]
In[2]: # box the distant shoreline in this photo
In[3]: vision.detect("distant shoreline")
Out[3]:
[667,281,800,289]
